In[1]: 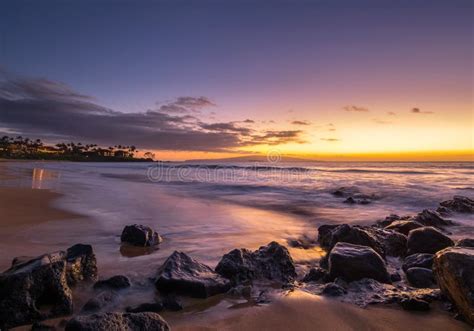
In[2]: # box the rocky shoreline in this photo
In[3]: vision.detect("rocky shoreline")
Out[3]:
[0,195,473,330]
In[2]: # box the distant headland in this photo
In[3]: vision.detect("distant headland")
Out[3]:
[0,136,155,162]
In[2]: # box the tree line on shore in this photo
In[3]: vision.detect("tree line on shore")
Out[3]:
[0,135,156,161]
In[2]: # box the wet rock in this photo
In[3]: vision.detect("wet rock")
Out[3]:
[126,302,164,313]
[227,284,252,298]
[66,244,98,286]
[366,227,407,257]
[385,220,423,236]
[321,282,346,296]
[94,275,131,290]
[287,235,317,249]
[121,224,162,247]
[155,251,230,298]
[302,267,328,283]
[215,241,297,285]
[161,295,183,311]
[412,210,454,228]
[317,224,384,257]
[407,227,454,255]
[65,312,170,331]
[390,272,402,282]
[328,242,390,283]
[0,252,73,329]
[405,267,435,288]
[399,298,430,311]
[456,238,474,248]
[31,322,57,331]
[433,247,474,325]
[81,291,118,313]
[439,196,474,214]
[402,253,434,273]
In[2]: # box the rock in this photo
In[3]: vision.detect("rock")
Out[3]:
[366,227,407,257]
[405,267,435,288]
[399,298,430,311]
[161,295,183,311]
[456,238,474,248]
[81,291,118,313]
[227,284,252,298]
[215,241,296,285]
[328,242,390,283]
[412,210,454,227]
[439,196,474,214]
[390,272,402,282]
[402,253,434,272]
[66,244,98,286]
[317,224,384,257]
[407,227,454,255]
[0,252,73,329]
[126,302,164,313]
[302,267,328,283]
[385,220,423,235]
[321,282,346,296]
[31,322,57,331]
[287,235,316,249]
[65,312,170,331]
[433,247,474,325]
[155,251,230,298]
[94,275,131,290]
[343,197,356,204]
[121,224,162,247]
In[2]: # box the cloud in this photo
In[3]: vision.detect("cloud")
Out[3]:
[242,119,255,123]
[343,105,369,112]
[156,96,215,114]
[411,107,433,114]
[372,118,392,125]
[320,138,340,142]
[0,73,307,152]
[387,112,396,116]
[291,120,311,126]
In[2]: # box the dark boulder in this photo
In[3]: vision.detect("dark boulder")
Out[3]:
[328,242,390,283]
[126,302,164,313]
[0,252,73,329]
[155,251,230,298]
[412,210,454,228]
[65,312,170,331]
[321,282,346,296]
[433,247,474,325]
[81,291,118,313]
[161,295,183,311]
[376,214,411,228]
[31,322,57,330]
[215,241,296,285]
[439,196,474,214]
[399,298,430,311]
[121,224,162,247]
[302,267,328,283]
[456,238,474,248]
[94,275,131,290]
[385,220,423,236]
[317,224,384,257]
[407,227,454,255]
[405,267,435,288]
[66,244,98,286]
[390,272,402,282]
[402,253,434,273]
[366,227,407,257]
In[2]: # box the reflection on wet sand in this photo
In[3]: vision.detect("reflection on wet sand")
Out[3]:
[32,167,61,189]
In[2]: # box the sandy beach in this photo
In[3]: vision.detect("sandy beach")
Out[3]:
[1,161,472,330]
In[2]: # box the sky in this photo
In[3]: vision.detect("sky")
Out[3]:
[0,0,472,161]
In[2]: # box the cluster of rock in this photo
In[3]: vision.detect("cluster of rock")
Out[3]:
[1,196,472,329]
[332,187,379,205]
[301,197,474,325]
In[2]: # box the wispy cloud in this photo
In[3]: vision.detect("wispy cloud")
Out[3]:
[343,105,369,112]
[372,118,392,125]
[291,120,311,126]
[387,112,396,116]
[411,107,433,114]
[155,96,215,114]
[320,138,340,142]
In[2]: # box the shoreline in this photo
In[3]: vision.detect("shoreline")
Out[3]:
[1,161,472,330]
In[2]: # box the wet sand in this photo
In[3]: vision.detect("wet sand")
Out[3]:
[0,161,471,330]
